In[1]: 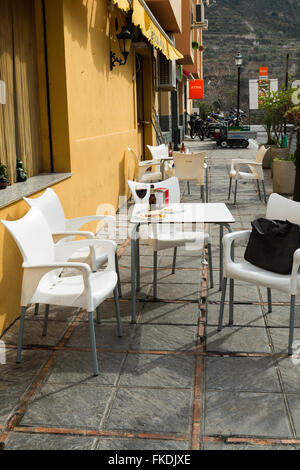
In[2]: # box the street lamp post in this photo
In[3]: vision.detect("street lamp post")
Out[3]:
[235,52,243,127]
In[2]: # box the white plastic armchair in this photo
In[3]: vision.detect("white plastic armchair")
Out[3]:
[228,145,268,204]
[128,147,162,183]
[128,177,214,298]
[1,207,123,376]
[173,152,207,201]
[218,193,300,355]
[147,144,174,179]
[24,188,122,300]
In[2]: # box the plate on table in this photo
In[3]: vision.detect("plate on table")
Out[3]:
[139,210,167,219]
[161,205,184,214]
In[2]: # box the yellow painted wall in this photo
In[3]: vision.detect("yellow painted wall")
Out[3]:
[0,0,157,335]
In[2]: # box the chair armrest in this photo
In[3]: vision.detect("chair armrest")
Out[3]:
[223,230,251,265]
[52,231,95,243]
[23,262,91,277]
[66,216,116,239]
[291,249,300,295]
[139,160,160,167]
[54,239,116,270]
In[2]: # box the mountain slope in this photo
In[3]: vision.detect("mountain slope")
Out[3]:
[202,0,300,111]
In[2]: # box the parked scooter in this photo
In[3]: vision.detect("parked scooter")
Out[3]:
[187,113,205,141]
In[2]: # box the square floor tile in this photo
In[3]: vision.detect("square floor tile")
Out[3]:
[205,391,291,438]
[130,324,198,352]
[106,387,192,434]
[206,326,271,354]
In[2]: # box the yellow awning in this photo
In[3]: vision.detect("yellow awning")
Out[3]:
[112,0,130,12]
[132,0,183,61]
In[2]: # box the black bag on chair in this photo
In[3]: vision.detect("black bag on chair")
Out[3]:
[244,218,300,275]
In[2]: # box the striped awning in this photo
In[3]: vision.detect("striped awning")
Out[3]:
[112,0,183,61]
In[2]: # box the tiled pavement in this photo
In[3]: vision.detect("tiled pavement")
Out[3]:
[1,138,300,451]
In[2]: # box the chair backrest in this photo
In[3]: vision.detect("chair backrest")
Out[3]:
[266,193,300,225]
[128,147,140,166]
[255,145,268,164]
[147,144,168,160]
[24,188,66,233]
[128,177,181,205]
[173,152,206,184]
[1,207,55,266]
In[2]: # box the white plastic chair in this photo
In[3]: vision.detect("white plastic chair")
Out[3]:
[173,152,208,201]
[228,145,269,204]
[1,207,123,376]
[218,193,300,355]
[147,144,174,179]
[24,188,122,305]
[128,147,162,183]
[128,177,213,298]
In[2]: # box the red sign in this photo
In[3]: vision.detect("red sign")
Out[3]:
[189,79,204,100]
[259,67,269,77]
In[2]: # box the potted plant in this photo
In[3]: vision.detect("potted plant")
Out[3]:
[0,163,9,189]
[16,159,28,182]
[192,41,199,50]
[272,153,296,195]
[261,85,293,169]
[285,104,300,201]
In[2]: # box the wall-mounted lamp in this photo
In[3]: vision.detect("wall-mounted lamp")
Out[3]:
[110,26,134,70]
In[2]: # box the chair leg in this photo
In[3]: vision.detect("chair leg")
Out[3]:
[17,306,27,364]
[256,180,262,201]
[228,177,232,200]
[136,235,140,293]
[218,278,228,331]
[172,247,177,275]
[267,288,272,313]
[115,254,122,298]
[88,311,99,376]
[114,288,123,337]
[262,180,267,204]
[229,280,234,326]
[34,303,39,316]
[153,251,158,300]
[288,295,296,355]
[42,304,50,337]
[207,243,214,289]
[234,180,238,205]
[96,306,101,324]
[201,185,205,203]
[187,181,191,195]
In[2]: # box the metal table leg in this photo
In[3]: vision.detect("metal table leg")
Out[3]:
[131,224,140,324]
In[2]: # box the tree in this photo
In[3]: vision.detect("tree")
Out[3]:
[261,85,294,146]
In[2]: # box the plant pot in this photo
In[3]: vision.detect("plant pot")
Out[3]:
[270,148,289,177]
[272,160,296,195]
[0,178,9,190]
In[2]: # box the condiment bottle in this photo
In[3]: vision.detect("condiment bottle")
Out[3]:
[168,142,173,157]
[149,185,157,211]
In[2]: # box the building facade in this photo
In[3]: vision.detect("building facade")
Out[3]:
[0,0,208,335]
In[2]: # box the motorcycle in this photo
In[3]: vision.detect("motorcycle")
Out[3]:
[187,113,205,141]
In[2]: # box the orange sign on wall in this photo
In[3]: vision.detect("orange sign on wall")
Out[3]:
[189,79,204,100]
[259,67,269,77]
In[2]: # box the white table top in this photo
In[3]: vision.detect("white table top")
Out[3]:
[130,203,235,225]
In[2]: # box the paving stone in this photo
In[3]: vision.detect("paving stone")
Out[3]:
[106,387,191,434]
[206,303,265,327]
[0,349,50,383]
[0,382,33,427]
[285,395,300,438]
[207,284,260,304]
[130,324,198,352]
[20,383,114,429]
[205,391,291,438]
[4,432,97,450]
[269,328,300,355]
[119,353,195,388]
[277,358,300,393]
[147,282,200,301]
[140,302,200,325]
[97,437,190,450]
[66,323,134,350]
[202,442,295,450]
[264,305,300,328]
[43,351,126,386]
[205,357,280,393]
[206,326,271,354]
